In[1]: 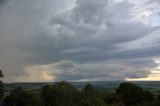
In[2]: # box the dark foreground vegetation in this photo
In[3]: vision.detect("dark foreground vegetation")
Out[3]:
[1,70,160,106]
[0,81,160,106]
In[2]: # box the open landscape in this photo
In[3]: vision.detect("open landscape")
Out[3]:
[0,0,160,105]
[1,80,160,106]
[4,81,160,93]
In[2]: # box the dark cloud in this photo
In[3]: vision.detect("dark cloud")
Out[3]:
[0,0,159,82]
[0,0,5,5]
[47,58,156,81]
[0,0,7,13]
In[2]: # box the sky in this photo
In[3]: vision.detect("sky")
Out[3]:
[0,0,160,82]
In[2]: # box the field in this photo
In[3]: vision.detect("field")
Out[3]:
[4,81,160,94]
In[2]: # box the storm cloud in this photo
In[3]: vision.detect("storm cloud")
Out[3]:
[0,0,160,82]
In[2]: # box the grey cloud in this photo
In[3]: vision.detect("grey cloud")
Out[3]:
[48,58,156,81]
[0,0,159,82]
[148,0,160,4]
[0,0,67,81]
[72,0,108,25]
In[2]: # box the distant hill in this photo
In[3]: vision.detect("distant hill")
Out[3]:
[4,81,160,94]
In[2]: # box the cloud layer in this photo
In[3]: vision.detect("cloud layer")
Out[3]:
[0,0,160,82]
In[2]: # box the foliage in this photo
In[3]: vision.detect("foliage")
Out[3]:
[84,83,95,97]
[4,81,160,106]
[0,70,3,100]
[116,82,154,105]
[41,81,76,106]
[0,81,3,100]
[0,70,4,78]
[4,87,43,106]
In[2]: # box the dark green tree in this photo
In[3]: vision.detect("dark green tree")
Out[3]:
[143,90,154,102]
[75,83,106,106]
[0,70,4,78]
[41,81,76,106]
[0,70,4,100]
[157,90,160,100]
[0,81,3,100]
[4,87,43,106]
[116,82,154,105]
[104,92,122,105]
[84,83,95,97]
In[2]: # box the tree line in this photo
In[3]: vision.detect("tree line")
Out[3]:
[1,70,160,106]
[3,81,160,106]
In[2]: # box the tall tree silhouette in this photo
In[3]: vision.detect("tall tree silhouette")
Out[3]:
[0,70,4,100]
[0,70,3,78]
[84,83,94,97]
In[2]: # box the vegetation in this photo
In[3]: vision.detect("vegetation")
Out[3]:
[0,70,4,78]
[4,87,43,106]
[0,70,4,100]
[116,83,155,105]
[2,81,160,106]
[1,70,160,106]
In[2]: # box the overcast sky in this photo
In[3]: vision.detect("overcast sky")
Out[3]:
[0,0,160,82]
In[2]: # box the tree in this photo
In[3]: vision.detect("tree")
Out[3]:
[0,81,3,100]
[143,90,154,102]
[104,92,122,105]
[84,83,95,97]
[157,90,160,100]
[116,82,154,105]
[41,81,76,106]
[4,87,43,106]
[0,70,4,78]
[0,70,3,100]
[74,83,106,106]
